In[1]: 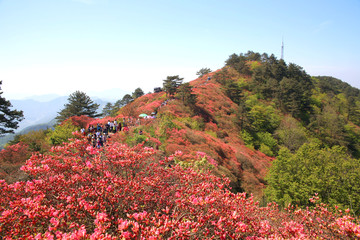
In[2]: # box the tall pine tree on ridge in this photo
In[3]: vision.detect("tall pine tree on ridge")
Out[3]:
[56,91,101,123]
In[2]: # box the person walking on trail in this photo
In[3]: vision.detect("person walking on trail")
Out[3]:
[106,121,110,132]
[87,133,92,144]
[112,121,117,133]
[109,121,114,133]
[92,135,97,148]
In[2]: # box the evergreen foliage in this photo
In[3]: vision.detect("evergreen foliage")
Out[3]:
[176,82,197,106]
[196,67,212,77]
[163,75,183,98]
[108,99,123,117]
[225,53,251,75]
[120,94,134,106]
[102,102,113,117]
[224,80,243,105]
[56,91,101,123]
[0,81,24,135]
[132,87,144,99]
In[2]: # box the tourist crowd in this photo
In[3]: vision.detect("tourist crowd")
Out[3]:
[81,118,141,148]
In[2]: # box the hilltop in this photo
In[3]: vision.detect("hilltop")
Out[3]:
[112,71,273,197]
[106,54,360,203]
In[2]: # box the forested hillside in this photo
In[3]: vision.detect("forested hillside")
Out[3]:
[1,51,360,238]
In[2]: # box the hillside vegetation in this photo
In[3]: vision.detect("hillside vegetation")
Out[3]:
[1,51,360,238]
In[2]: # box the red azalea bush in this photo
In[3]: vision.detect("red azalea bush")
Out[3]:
[62,116,95,129]
[0,137,359,239]
[138,99,163,115]
[0,142,31,182]
[0,142,31,165]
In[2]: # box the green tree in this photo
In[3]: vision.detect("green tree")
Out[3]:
[196,68,212,77]
[132,88,144,99]
[8,130,51,153]
[235,100,249,130]
[279,75,313,122]
[246,103,280,133]
[225,53,251,75]
[265,142,360,215]
[274,115,308,152]
[56,91,101,123]
[347,96,360,125]
[47,120,79,145]
[279,64,313,122]
[244,51,261,61]
[163,75,183,98]
[107,99,124,117]
[251,55,284,100]
[177,82,197,106]
[309,104,348,147]
[0,81,24,135]
[225,80,243,105]
[120,94,134,106]
[102,102,113,117]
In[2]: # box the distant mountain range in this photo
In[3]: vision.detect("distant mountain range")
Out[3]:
[11,96,68,131]
[10,95,111,132]
[6,88,131,133]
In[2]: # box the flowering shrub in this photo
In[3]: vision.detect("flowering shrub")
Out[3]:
[0,142,31,182]
[63,115,95,129]
[0,137,359,239]
[0,142,31,165]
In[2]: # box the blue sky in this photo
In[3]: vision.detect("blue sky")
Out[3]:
[1,0,359,100]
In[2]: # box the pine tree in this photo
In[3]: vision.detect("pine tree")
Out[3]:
[132,88,144,99]
[225,80,243,105]
[163,75,183,98]
[177,83,197,106]
[120,94,134,106]
[0,81,24,135]
[196,68,212,77]
[102,102,113,117]
[56,91,101,123]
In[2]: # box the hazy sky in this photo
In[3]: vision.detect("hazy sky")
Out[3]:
[1,0,359,100]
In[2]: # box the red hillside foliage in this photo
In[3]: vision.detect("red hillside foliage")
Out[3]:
[0,138,359,239]
[109,68,274,198]
[0,142,31,165]
[62,116,95,129]
[0,142,31,183]
[1,67,360,238]
[43,66,274,199]
[117,92,166,117]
